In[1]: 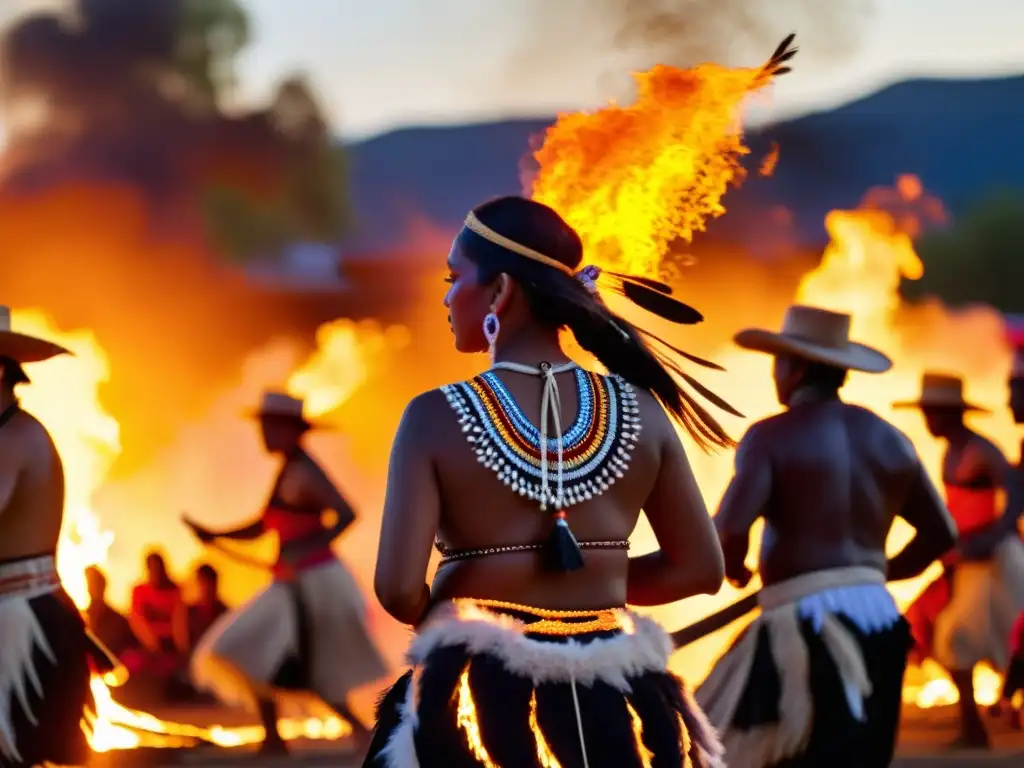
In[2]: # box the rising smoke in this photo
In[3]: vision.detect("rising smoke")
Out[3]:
[498,0,875,96]
[0,0,342,249]
[0,0,346,470]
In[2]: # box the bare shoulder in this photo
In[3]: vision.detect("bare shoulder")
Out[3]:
[4,409,59,464]
[738,411,787,449]
[397,388,458,448]
[631,386,672,442]
[966,431,1009,468]
[841,403,923,470]
[289,451,330,485]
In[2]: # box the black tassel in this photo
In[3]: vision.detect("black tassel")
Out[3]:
[616,280,704,324]
[543,512,585,572]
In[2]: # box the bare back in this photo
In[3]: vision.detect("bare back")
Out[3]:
[430,369,661,609]
[720,400,925,585]
[0,408,65,560]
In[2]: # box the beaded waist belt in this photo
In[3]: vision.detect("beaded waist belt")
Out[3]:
[0,555,61,599]
[451,598,631,636]
[435,538,629,563]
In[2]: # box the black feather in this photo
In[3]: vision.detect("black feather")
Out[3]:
[678,371,745,418]
[638,328,725,371]
[658,353,744,417]
[607,271,674,295]
[617,281,704,324]
[770,33,797,63]
[761,34,798,80]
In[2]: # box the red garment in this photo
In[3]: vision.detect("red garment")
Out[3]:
[263,506,335,579]
[945,485,1000,538]
[904,482,998,662]
[905,573,952,665]
[131,583,182,650]
[1011,610,1024,657]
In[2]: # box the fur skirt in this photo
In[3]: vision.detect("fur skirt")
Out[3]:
[0,554,121,768]
[364,599,722,768]
[696,570,909,768]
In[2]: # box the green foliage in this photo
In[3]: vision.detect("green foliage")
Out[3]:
[202,144,350,262]
[176,0,250,105]
[177,1,350,261]
[905,190,1024,313]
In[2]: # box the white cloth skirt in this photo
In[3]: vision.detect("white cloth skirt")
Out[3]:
[934,535,1024,670]
[191,559,387,708]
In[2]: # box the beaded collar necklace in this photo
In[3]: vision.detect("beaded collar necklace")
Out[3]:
[440,361,640,570]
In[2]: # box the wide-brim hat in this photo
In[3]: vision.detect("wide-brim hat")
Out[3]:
[243,391,323,428]
[892,373,988,412]
[733,304,892,374]
[0,305,72,364]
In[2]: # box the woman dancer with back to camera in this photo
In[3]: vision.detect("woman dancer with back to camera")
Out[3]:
[364,195,744,767]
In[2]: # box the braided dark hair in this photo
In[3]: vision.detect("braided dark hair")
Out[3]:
[458,195,737,451]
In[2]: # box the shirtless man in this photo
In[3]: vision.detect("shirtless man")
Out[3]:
[0,305,120,767]
[896,373,1024,747]
[696,305,957,767]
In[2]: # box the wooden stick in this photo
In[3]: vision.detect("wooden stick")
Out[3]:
[670,592,759,649]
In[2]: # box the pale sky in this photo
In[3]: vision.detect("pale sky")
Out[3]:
[4,0,1024,139]
[234,0,1024,138]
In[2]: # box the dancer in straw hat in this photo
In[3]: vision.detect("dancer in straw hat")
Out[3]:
[895,373,1024,748]
[696,305,957,767]
[0,305,123,767]
[184,391,387,755]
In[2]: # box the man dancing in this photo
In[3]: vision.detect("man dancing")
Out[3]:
[0,305,120,767]
[896,373,1024,746]
[696,305,957,767]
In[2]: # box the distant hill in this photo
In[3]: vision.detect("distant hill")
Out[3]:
[340,73,1024,258]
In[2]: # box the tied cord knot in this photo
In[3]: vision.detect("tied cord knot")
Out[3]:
[489,359,585,571]
[490,359,576,510]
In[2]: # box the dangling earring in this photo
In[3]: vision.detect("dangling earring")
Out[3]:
[483,311,500,360]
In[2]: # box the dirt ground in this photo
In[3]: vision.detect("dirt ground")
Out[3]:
[85,702,1024,767]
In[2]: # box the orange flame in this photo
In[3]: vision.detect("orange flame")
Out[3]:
[455,664,497,767]
[530,56,786,276]
[15,310,410,752]
[528,691,563,768]
[627,700,656,767]
[611,176,1012,708]
[286,319,411,419]
[759,143,780,177]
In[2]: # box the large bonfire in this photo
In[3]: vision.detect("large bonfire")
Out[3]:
[23,311,406,752]
[14,33,1013,759]
[528,38,1010,707]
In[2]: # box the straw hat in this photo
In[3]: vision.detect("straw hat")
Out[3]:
[892,373,987,412]
[244,391,319,428]
[733,305,892,373]
[0,305,71,364]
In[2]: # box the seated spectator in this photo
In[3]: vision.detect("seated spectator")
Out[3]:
[173,563,227,656]
[128,549,183,683]
[84,566,140,659]
[83,565,150,685]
